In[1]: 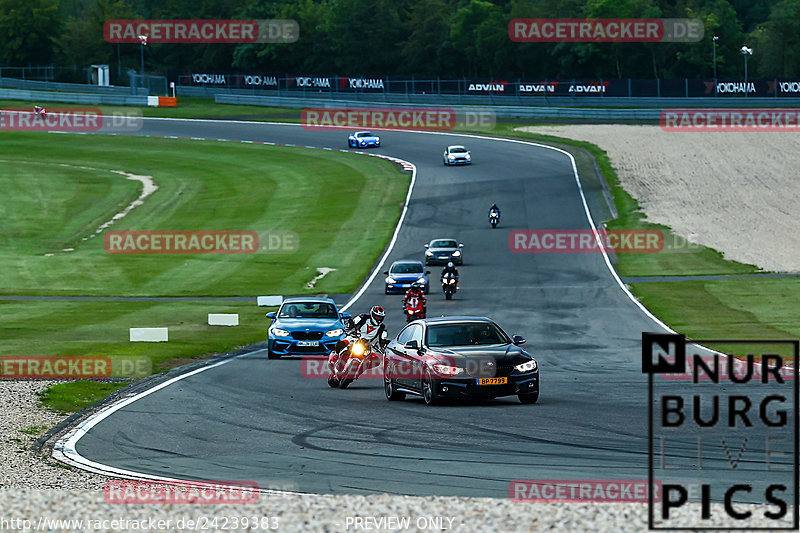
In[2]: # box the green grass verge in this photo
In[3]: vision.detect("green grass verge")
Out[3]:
[0,132,408,296]
[1,131,408,412]
[38,382,129,414]
[0,97,295,121]
[631,277,800,358]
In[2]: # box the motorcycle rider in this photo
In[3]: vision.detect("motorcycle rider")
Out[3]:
[441,261,460,289]
[403,282,427,316]
[488,203,500,217]
[331,305,388,374]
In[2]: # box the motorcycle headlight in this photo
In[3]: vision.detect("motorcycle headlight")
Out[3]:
[325,328,344,337]
[416,277,427,284]
[351,342,366,356]
[448,278,456,284]
[515,360,538,373]
[432,364,463,376]
[452,250,461,257]
[386,277,396,284]
[271,328,290,337]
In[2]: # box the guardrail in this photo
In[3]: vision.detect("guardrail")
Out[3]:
[217,94,800,120]
[206,89,800,109]
[216,95,658,120]
[0,88,148,106]
[0,77,147,96]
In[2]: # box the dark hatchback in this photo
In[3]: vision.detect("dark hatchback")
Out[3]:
[382,316,539,405]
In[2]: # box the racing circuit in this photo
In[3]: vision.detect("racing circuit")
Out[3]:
[53,119,795,502]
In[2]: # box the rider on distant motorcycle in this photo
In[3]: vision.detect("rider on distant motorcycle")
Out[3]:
[441,261,460,288]
[403,283,427,315]
[489,203,500,217]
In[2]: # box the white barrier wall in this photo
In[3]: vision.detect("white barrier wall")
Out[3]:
[130,327,169,342]
[257,296,283,307]
[208,313,239,326]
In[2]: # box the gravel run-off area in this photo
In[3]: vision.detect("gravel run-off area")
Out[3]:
[518,125,800,272]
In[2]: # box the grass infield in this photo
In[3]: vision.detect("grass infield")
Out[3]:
[0,131,409,411]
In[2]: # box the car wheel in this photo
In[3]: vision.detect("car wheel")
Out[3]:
[384,366,405,401]
[422,368,440,406]
[267,347,280,360]
[519,390,539,404]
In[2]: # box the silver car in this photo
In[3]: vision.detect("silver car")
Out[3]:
[443,145,471,165]
[424,238,463,265]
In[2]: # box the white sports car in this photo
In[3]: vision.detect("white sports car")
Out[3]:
[443,145,471,165]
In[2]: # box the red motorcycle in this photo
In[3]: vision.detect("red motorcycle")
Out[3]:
[404,295,426,322]
[327,336,381,389]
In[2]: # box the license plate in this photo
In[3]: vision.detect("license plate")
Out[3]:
[477,377,507,386]
[297,341,319,347]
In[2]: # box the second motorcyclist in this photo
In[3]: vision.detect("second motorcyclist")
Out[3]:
[403,282,427,317]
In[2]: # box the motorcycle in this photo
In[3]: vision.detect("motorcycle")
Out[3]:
[489,210,500,228]
[327,336,382,389]
[442,272,457,300]
[404,295,425,322]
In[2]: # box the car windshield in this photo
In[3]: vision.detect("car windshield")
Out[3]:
[426,323,510,347]
[431,240,457,248]
[278,302,338,319]
[357,132,373,137]
[450,147,467,153]
[391,263,423,274]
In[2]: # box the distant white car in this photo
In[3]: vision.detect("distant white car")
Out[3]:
[348,131,381,148]
[443,145,471,165]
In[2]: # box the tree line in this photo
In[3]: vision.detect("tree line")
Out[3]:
[1,0,798,82]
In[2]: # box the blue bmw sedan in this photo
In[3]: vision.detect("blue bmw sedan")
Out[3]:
[266,297,349,359]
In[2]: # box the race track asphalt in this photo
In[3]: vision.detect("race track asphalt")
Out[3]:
[63,120,796,502]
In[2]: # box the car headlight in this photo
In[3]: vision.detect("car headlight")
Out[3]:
[325,328,344,337]
[452,250,461,257]
[416,277,427,284]
[425,250,433,256]
[448,154,455,159]
[386,277,396,284]
[465,155,471,159]
[432,364,463,376]
[271,328,290,337]
[515,360,538,373]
